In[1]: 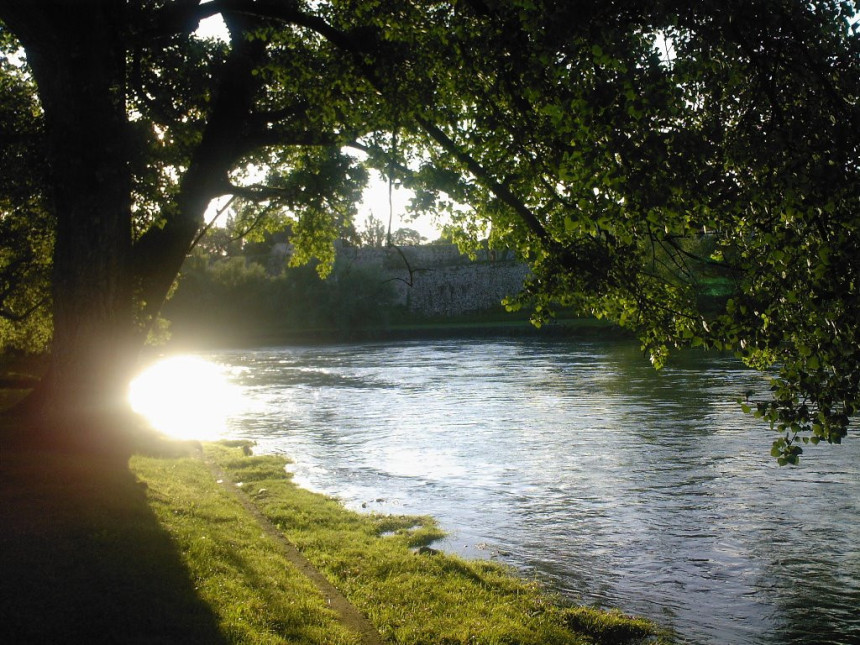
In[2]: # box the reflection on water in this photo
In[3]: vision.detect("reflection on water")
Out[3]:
[206,339,856,644]
[129,355,246,440]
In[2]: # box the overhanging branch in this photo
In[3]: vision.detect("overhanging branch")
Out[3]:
[0,297,48,322]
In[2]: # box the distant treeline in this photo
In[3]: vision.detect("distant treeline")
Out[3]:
[162,251,400,346]
[162,230,737,347]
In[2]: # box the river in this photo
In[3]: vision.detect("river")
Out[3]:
[143,338,860,644]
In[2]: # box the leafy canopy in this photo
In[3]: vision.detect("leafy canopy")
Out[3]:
[0,27,51,351]
[1,0,858,462]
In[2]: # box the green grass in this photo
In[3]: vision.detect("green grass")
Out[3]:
[130,453,360,645]
[203,442,670,645]
[2,411,668,644]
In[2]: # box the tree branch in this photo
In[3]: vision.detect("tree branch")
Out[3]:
[413,116,551,245]
[220,182,286,201]
[240,127,348,152]
[189,195,236,251]
[0,297,48,322]
[184,1,558,251]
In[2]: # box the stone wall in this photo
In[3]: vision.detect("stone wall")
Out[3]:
[335,244,529,317]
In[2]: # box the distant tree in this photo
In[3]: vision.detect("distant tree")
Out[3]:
[390,227,425,246]
[358,214,387,248]
[164,252,395,342]
[192,226,243,260]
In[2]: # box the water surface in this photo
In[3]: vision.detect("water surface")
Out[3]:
[206,339,858,644]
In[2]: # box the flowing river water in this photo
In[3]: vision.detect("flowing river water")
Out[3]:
[137,338,860,644]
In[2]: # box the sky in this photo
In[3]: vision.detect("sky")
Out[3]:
[356,171,437,241]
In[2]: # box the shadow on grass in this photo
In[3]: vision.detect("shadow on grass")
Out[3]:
[0,440,226,644]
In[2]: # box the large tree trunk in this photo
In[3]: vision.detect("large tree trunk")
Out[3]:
[5,3,139,435]
[1,3,266,447]
[133,15,267,326]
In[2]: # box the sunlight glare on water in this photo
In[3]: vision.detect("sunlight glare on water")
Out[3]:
[129,355,244,440]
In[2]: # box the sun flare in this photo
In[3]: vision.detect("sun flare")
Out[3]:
[129,355,244,440]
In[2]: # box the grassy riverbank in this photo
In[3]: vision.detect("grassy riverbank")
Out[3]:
[1,428,668,644]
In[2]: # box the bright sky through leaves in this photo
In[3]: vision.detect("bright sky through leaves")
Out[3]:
[194,12,442,242]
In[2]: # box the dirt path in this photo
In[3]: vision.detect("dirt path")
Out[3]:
[203,456,387,645]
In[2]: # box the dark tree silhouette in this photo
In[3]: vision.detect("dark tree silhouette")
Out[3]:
[1,0,857,460]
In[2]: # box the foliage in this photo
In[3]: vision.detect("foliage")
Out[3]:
[357,213,387,247]
[0,30,51,352]
[354,213,425,247]
[0,1,858,458]
[389,226,425,246]
[163,239,396,343]
[352,0,860,462]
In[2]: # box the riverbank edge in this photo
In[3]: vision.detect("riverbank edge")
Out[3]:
[0,428,670,644]
[163,316,633,351]
[165,440,670,644]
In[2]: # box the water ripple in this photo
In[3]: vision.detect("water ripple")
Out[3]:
[212,339,859,645]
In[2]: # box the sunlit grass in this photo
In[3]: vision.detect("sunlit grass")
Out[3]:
[205,442,671,645]
[4,418,667,644]
[130,453,360,645]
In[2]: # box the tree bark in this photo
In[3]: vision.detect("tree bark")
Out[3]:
[132,16,266,327]
[4,3,137,430]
